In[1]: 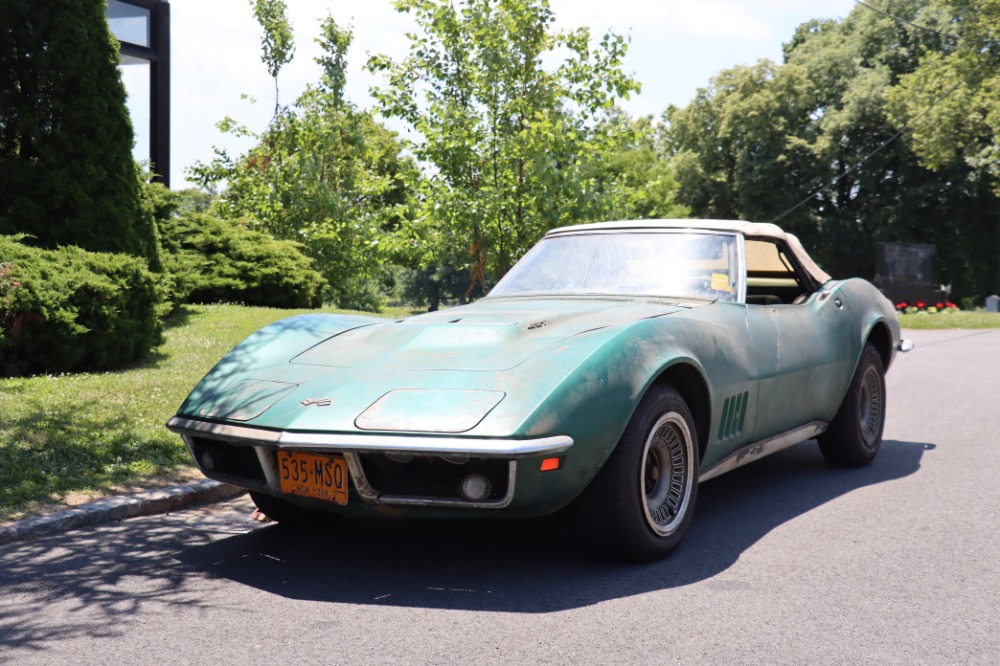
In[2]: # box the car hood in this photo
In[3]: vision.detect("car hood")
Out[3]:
[292,298,689,372]
[177,297,702,435]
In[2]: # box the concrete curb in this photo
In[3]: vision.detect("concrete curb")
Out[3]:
[0,480,247,546]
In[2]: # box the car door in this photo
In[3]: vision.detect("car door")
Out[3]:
[742,240,857,440]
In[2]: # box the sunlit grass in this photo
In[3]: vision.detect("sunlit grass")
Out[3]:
[0,303,401,522]
[898,310,1000,330]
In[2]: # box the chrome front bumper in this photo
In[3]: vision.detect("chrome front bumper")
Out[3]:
[166,416,574,509]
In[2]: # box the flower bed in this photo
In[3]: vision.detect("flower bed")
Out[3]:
[896,300,959,315]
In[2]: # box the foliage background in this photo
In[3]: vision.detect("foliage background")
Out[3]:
[192,0,998,305]
[665,0,1000,302]
[159,212,327,308]
[0,236,164,377]
[0,0,160,269]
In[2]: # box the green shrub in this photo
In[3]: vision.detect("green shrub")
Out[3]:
[159,213,327,308]
[0,0,160,269]
[0,236,165,377]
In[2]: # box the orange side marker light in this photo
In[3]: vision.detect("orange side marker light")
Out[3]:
[540,457,561,472]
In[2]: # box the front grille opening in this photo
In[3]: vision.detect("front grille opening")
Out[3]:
[359,454,509,501]
[189,436,266,484]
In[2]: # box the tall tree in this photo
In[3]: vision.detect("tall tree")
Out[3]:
[581,112,690,222]
[250,0,295,116]
[665,1,1000,300]
[0,0,159,268]
[366,0,642,288]
[888,0,1000,196]
[190,17,417,310]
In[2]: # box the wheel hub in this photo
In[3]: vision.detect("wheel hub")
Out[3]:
[641,413,694,536]
[859,366,883,446]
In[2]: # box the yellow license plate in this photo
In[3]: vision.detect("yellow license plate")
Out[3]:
[277,451,349,505]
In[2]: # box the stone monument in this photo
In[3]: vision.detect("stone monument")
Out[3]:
[874,243,948,306]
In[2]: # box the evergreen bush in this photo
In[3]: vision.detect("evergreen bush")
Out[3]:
[0,0,160,269]
[0,236,165,377]
[159,213,327,309]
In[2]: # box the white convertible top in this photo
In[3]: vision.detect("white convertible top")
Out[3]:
[546,219,832,286]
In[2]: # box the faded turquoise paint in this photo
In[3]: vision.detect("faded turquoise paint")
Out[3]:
[173,256,902,516]
[745,282,858,438]
[839,278,902,372]
[177,313,379,418]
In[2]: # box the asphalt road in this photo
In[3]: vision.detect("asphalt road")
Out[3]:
[1,328,998,666]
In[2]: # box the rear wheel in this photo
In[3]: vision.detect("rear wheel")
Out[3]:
[249,490,343,526]
[818,343,886,467]
[579,385,699,561]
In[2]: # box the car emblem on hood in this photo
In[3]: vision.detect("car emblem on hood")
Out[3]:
[301,398,332,407]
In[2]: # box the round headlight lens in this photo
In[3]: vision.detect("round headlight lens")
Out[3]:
[460,474,491,501]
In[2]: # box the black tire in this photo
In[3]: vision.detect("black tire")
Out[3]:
[818,343,886,467]
[249,490,343,526]
[580,385,700,562]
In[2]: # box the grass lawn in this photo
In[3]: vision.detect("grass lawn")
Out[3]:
[0,303,412,523]
[898,310,1000,329]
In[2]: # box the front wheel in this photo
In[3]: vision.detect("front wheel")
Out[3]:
[579,385,700,561]
[818,343,886,467]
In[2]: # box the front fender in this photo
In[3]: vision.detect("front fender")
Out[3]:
[509,311,729,510]
[177,314,380,416]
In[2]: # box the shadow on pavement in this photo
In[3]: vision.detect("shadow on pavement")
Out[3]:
[0,438,931,658]
[179,438,932,612]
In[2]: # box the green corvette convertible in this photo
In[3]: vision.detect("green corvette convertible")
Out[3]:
[167,220,911,560]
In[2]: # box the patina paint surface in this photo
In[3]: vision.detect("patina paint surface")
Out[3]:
[171,225,903,519]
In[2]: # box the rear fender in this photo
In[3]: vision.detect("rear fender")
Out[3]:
[839,279,901,373]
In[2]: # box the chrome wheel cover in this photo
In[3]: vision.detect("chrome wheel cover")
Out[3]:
[640,412,695,537]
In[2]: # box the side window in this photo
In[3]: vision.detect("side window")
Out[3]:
[744,240,813,305]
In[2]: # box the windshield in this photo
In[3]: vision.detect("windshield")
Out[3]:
[489,231,743,302]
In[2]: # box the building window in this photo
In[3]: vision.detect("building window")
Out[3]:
[108,1,151,47]
[108,0,170,187]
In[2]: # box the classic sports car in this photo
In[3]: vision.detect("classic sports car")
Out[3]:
[167,220,911,561]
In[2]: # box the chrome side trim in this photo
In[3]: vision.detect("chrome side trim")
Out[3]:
[166,416,573,458]
[699,421,828,482]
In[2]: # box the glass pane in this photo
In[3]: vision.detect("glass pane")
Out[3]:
[490,232,740,302]
[108,0,150,47]
[119,56,150,164]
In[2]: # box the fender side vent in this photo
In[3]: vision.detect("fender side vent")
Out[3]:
[718,391,749,440]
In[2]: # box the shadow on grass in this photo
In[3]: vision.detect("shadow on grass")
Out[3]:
[115,305,200,371]
[0,395,187,518]
[0,306,349,515]
[161,305,198,332]
[0,439,930,657]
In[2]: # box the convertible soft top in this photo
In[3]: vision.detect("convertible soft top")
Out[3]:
[547,219,833,287]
